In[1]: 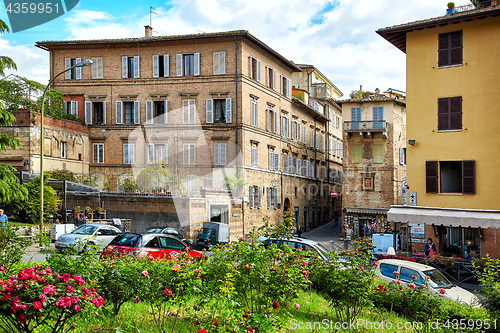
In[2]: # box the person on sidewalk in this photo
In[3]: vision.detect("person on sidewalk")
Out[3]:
[424,238,437,258]
[0,209,8,227]
[297,226,303,238]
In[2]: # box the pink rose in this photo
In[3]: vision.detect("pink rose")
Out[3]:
[140,271,149,278]
[33,301,42,310]
[294,303,300,310]
[17,314,26,323]
[245,264,250,270]
[73,304,80,312]
[133,297,140,303]
[171,264,181,272]
[163,288,172,296]
[439,288,446,295]
[409,283,416,290]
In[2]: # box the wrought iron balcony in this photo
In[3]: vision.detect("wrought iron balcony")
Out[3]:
[344,120,388,137]
[454,0,499,13]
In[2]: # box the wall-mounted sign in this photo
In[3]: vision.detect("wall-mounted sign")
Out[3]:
[211,208,221,217]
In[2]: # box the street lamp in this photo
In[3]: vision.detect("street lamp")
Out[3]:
[39,59,93,246]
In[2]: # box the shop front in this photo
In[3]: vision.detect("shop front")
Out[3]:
[342,207,389,238]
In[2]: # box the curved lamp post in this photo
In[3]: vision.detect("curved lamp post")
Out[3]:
[39,59,93,246]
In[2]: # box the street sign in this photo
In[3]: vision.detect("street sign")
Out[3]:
[402,177,407,189]
[402,188,407,205]
[409,192,417,206]
[331,191,337,198]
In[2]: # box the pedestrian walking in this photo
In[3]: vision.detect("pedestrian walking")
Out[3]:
[297,226,303,238]
[424,238,437,258]
[0,209,8,228]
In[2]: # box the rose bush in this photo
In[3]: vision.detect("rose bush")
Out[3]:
[0,265,103,333]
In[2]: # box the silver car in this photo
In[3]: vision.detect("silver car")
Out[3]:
[55,223,122,253]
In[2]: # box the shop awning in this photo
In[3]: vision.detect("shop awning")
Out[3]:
[387,205,500,229]
[344,207,389,215]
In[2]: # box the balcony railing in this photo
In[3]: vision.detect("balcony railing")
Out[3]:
[344,120,388,132]
[454,0,499,13]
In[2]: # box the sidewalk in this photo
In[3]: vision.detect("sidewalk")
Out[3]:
[25,242,55,253]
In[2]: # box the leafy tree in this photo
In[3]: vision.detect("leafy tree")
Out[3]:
[0,164,28,203]
[349,89,364,99]
[0,20,17,77]
[47,169,77,182]
[11,174,59,224]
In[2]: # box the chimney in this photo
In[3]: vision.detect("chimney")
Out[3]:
[145,25,153,38]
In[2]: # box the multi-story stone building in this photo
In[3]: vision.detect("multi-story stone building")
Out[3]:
[378,1,500,257]
[340,89,406,239]
[35,29,341,237]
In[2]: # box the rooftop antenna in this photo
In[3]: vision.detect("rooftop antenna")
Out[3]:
[150,6,159,27]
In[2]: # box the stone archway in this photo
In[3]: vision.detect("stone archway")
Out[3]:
[283,197,291,212]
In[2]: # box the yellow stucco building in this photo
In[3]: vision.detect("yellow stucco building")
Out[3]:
[378,3,500,258]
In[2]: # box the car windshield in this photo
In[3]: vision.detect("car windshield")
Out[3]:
[162,228,179,235]
[423,269,453,288]
[109,233,143,247]
[313,243,331,260]
[145,228,162,233]
[72,225,98,235]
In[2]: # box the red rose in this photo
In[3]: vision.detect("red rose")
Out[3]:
[272,300,279,309]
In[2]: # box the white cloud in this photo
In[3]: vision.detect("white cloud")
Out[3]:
[3,0,457,94]
[0,38,48,84]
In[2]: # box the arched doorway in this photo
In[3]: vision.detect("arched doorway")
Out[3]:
[283,198,291,212]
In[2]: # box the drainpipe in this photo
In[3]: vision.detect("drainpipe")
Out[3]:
[234,36,244,239]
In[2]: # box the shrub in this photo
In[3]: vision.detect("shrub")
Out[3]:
[474,255,500,318]
[0,265,104,333]
[0,225,33,275]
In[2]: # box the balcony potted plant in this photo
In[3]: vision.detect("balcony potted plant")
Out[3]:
[447,2,455,14]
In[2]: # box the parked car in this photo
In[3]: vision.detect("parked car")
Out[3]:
[144,227,185,241]
[100,232,203,260]
[375,259,479,306]
[55,223,122,253]
[257,236,331,261]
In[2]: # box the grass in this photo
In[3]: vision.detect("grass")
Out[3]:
[66,290,422,333]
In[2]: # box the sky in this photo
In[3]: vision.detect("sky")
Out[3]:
[0,0,464,97]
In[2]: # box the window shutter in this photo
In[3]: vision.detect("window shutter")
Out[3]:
[214,143,220,165]
[438,33,450,67]
[122,56,128,78]
[64,101,67,114]
[283,155,288,173]
[310,130,314,147]
[286,78,290,97]
[164,100,168,124]
[146,100,153,124]
[65,58,71,79]
[153,55,159,78]
[189,100,195,124]
[273,111,277,134]
[256,60,261,82]
[281,116,285,137]
[133,56,140,78]
[292,121,296,140]
[182,100,189,124]
[183,144,189,165]
[273,187,278,209]
[297,159,301,175]
[272,70,276,90]
[98,58,104,78]
[451,31,463,65]
[75,58,82,79]
[102,101,106,124]
[206,99,214,124]
[399,147,405,165]
[190,144,195,164]
[134,101,140,124]
[213,52,219,75]
[130,144,135,164]
[98,144,104,163]
[297,123,301,141]
[267,109,271,132]
[70,101,76,116]
[219,52,225,75]
[176,54,183,76]
[251,101,257,127]
[91,58,98,79]
[462,160,475,194]
[450,97,462,130]
[266,66,270,87]
[84,101,92,125]
[164,54,169,77]
[147,144,154,164]
[274,152,279,171]
[193,53,200,76]
[426,161,439,193]
[164,144,168,164]
[316,132,320,149]
[249,186,254,209]
[123,145,128,164]
[220,143,226,165]
[225,98,232,123]
[268,151,274,170]
[302,126,306,144]
[267,187,271,209]
[280,75,284,95]
[251,147,257,168]
[257,186,261,209]
[249,56,253,79]
[116,101,123,124]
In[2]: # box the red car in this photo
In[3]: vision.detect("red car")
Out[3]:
[101,232,203,260]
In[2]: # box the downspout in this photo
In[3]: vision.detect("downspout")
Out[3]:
[234,36,243,239]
